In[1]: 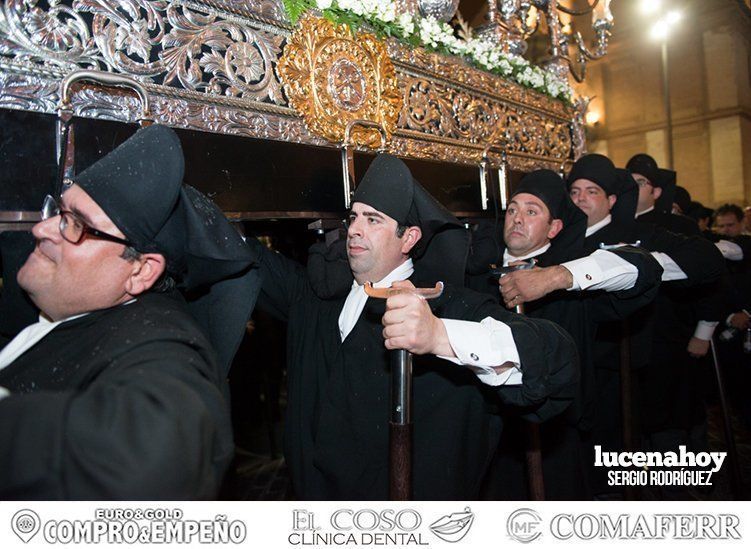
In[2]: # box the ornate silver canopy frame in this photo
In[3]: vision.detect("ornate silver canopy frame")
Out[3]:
[0,0,582,175]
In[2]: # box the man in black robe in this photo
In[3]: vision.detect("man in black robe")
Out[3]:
[250,155,579,500]
[628,154,699,236]
[712,204,751,427]
[567,153,725,497]
[627,153,725,359]
[0,125,256,499]
[687,201,714,234]
[626,155,726,497]
[467,170,662,499]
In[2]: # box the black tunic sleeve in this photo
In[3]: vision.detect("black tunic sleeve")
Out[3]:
[586,245,663,323]
[437,287,579,423]
[0,338,233,500]
[731,235,751,264]
[637,223,726,286]
[250,237,314,322]
[498,314,580,423]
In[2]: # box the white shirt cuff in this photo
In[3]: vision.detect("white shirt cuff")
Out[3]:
[0,386,10,401]
[727,311,751,325]
[651,252,688,281]
[694,321,719,340]
[563,249,638,291]
[439,317,522,386]
[715,240,744,261]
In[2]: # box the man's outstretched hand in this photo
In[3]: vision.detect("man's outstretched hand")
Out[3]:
[381,280,454,357]
[499,264,573,308]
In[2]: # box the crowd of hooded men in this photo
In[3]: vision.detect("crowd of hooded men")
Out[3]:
[0,124,748,500]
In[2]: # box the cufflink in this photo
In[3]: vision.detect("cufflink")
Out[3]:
[470,353,479,361]
[585,274,592,280]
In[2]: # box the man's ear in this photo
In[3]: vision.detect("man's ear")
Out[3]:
[125,253,167,296]
[400,226,422,255]
[548,218,564,240]
[608,194,617,209]
[653,186,662,200]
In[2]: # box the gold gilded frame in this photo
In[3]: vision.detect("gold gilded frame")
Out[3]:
[276,14,402,148]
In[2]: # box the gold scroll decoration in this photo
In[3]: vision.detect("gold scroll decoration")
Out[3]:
[276,14,402,148]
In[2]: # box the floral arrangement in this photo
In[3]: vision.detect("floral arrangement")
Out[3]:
[281,0,573,103]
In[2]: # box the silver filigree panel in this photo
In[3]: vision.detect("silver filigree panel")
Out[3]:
[1,0,287,104]
[0,0,576,168]
[0,70,58,111]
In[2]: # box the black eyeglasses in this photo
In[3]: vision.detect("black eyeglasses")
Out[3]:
[41,195,133,247]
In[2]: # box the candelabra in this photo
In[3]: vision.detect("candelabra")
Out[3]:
[480,0,614,82]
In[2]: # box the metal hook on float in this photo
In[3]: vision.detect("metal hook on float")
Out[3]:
[478,130,510,211]
[56,70,152,197]
[340,119,388,210]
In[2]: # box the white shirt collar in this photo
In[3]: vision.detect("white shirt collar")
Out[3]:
[635,205,654,218]
[0,311,89,372]
[503,243,551,266]
[0,299,137,373]
[339,259,414,341]
[347,258,414,292]
[586,214,612,237]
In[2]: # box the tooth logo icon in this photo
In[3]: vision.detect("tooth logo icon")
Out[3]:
[429,507,475,543]
[11,510,40,543]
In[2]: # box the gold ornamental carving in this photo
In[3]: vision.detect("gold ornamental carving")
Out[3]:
[276,14,402,148]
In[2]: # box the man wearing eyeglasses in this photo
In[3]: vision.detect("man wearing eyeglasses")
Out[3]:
[18,188,165,321]
[0,125,255,499]
[628,154,700,237]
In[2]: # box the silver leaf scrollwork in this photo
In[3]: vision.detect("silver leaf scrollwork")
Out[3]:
[2,0,100,67]
[2,0,286,104]
[0,0,575,170]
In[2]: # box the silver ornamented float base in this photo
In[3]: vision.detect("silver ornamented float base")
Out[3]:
[417,0,460,23]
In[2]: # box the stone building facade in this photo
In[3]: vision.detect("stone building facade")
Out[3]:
[579,0,751,207]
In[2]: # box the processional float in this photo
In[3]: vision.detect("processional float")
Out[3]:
[0,0,622,499]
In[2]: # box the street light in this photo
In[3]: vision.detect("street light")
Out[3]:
[639,0,662,16]
[646,6,683,169]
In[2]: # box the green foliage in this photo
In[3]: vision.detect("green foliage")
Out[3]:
[280,3,573,103]
[282,0,316,25]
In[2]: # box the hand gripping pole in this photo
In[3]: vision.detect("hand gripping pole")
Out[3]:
[364,281,444,500]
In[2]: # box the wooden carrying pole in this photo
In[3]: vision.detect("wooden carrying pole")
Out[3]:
[619,318,636,500]
[484,140,546,501]
[364,282,444,500]
[709,339,743,499]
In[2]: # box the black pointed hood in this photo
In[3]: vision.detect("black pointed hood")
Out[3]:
[73,124,255,290]
[626,153,677,214]
[567,154,638,228]
[512,169,587,260]
[352,154,468,285]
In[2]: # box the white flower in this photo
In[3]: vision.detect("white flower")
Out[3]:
[337,0,357,10]
[418,17,444,47]
[360,0,378,14]
[372,0,396,23]
[516,66,534,85]
[396,13,415,35]
[508,54,529,69]
[415,17,459,50]
[450,39,468,56]
[306,0,569,101]
[542,71,572,99]
[348,0,366,15]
